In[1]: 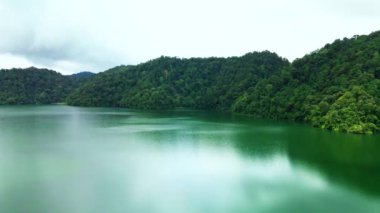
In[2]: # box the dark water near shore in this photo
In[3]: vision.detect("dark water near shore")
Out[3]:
[0,105,380,213]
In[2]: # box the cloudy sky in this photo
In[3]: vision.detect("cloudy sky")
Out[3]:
[0,0,380,74]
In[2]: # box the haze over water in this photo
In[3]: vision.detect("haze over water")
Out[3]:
[0,105,380,213]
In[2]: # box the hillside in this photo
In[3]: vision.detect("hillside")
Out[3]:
[233,31,380,134]
[0,67,92,104]
[66,51,289,109]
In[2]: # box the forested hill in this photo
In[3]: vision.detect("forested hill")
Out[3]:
[0,67,93,104]
[66,51,289,110]
[67,31,380,134]
[232,31,380,134]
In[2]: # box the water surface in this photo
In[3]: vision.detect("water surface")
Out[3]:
[0,106,380,213]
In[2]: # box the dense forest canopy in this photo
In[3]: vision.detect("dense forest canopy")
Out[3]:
[1,31,380,134]
[0,68,93,104]
[66,51,289,110]
[233,31,380,134]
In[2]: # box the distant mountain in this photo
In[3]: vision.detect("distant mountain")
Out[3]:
[67,71,95,92]
[67,31,380,134]
[68,71,95,79]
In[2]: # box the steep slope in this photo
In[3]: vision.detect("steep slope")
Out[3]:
[233,31,380,134]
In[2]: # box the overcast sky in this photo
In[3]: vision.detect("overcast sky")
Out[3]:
[0,0,380,74]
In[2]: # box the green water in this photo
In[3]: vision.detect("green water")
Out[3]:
[0,105,380,213]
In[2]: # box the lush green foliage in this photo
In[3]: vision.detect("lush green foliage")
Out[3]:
[233,31,380,134]
[67,51,289,110]
[0,68,93,104]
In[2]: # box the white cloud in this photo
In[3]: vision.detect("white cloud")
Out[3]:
[0,53,38,69]
[0,0,379,74]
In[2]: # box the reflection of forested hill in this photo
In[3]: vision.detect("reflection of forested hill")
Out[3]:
[285,130,380,197]
[228,118,380,197]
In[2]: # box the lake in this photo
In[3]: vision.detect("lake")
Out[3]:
[0,105,380,213]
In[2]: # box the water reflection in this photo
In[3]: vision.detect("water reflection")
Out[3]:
[1,106,380,213]
[285,129,380,197]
